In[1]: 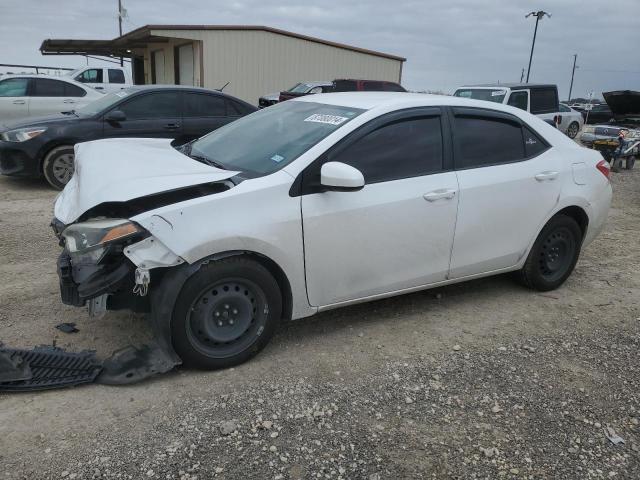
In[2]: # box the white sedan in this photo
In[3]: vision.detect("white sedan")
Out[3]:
[558,103,584,138]
[52,93,612,369]
[0,74,103,123]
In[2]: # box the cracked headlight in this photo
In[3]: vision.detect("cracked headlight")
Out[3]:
[62,219,145,258]
[0,127,47,142]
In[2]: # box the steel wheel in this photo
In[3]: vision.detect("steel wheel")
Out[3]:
[537,227,576,283]
[186,278,269,359]
[517,214,582,291]
[566,121,579,139]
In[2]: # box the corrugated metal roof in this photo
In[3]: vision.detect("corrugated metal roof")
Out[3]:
[41,24,406,62]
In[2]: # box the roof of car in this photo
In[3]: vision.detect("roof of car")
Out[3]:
[1,73,84,83]
[291,92,559,120]
[458,83,556,90]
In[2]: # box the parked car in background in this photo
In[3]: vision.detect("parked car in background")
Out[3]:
[453,83,561,125]
[51,92,611,370]
[258,92,280,108]
[583,103,613,124]
[558,103,584,138]
[0,85,256,189]
[277,81,335,102]
[277,79,406,103]
[580,90,640,146]
[0,74,103,122]
[65,66,132,93]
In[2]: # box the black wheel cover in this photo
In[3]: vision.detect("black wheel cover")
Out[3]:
[537,226,577,282]
[185,278,269,359]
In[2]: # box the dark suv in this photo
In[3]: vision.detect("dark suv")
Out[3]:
[278,78,406,102]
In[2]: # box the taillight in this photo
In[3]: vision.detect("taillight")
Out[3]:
[596,159,610,179]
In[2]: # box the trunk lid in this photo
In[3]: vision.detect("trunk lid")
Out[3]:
[54,138,238,224]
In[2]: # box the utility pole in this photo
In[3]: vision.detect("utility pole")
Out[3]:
[568,54,578,102]
[118,0,123,66]
[525,10,551,83]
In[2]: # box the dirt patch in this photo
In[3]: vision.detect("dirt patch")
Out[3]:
[0,168,639,479]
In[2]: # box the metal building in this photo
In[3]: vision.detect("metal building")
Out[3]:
[41,25,406,105]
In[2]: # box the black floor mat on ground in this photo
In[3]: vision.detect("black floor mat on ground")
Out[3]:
[0,346,102,392]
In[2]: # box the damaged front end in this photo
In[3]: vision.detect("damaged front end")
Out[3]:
[53,218,149,311]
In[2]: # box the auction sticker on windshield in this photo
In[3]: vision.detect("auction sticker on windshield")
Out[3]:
[304,114,348,125]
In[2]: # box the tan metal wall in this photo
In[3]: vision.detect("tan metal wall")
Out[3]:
[150,28,403,105]
[134,38,201,86]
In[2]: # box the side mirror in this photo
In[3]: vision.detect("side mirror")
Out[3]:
[320,162,365,192]
[105,110,126,122]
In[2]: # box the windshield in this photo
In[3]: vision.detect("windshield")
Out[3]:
[289,83,312,93]
[76,89,132,116]
[454,88,507,103]
[190,101,365,176]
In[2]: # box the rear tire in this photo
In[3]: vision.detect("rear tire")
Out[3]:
[171,257,282,369]
[517,214,582,291]
[42,146,75,190]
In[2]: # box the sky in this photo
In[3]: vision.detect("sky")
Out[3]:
[1,0,638,100]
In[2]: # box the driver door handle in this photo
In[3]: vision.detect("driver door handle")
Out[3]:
[12,100,26,104]
[535,171,559,181]
[63,99,76,104]
[423,189,457,202]
[164,123,181,130]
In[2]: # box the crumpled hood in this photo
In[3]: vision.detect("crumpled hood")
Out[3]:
[54,138,238,224]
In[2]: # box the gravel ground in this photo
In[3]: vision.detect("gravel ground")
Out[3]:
[0,166,639,479]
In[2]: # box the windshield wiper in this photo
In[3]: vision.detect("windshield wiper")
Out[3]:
[189,153,226,170]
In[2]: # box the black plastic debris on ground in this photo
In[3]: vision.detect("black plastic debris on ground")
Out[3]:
[97,344,177,385]
[0,346,101,392]
[55,322,79,334]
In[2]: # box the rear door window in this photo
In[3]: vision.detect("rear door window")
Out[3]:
[453,112,525,168]
[108,69,126,84]
[64,83,87,97]
[118,91,180,119]
[0,78,29,97]
[32,78,66,97]
[530,88,558,114]
[183,92,226,117]
[329,115,443,183]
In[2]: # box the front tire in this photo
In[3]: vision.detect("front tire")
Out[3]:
[517,214,583,291]
[43,145,75,190]
[171,257,282,369]
[566,121,580,139]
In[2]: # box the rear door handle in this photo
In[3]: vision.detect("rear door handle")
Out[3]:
[12,100,25,105]
[63,99,76,104]
[94,86,104,90]
[423,189,457,202]
[535,171,559,181]
[164,123,180,130]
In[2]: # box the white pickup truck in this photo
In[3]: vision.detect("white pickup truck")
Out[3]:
[65,66,132,93]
